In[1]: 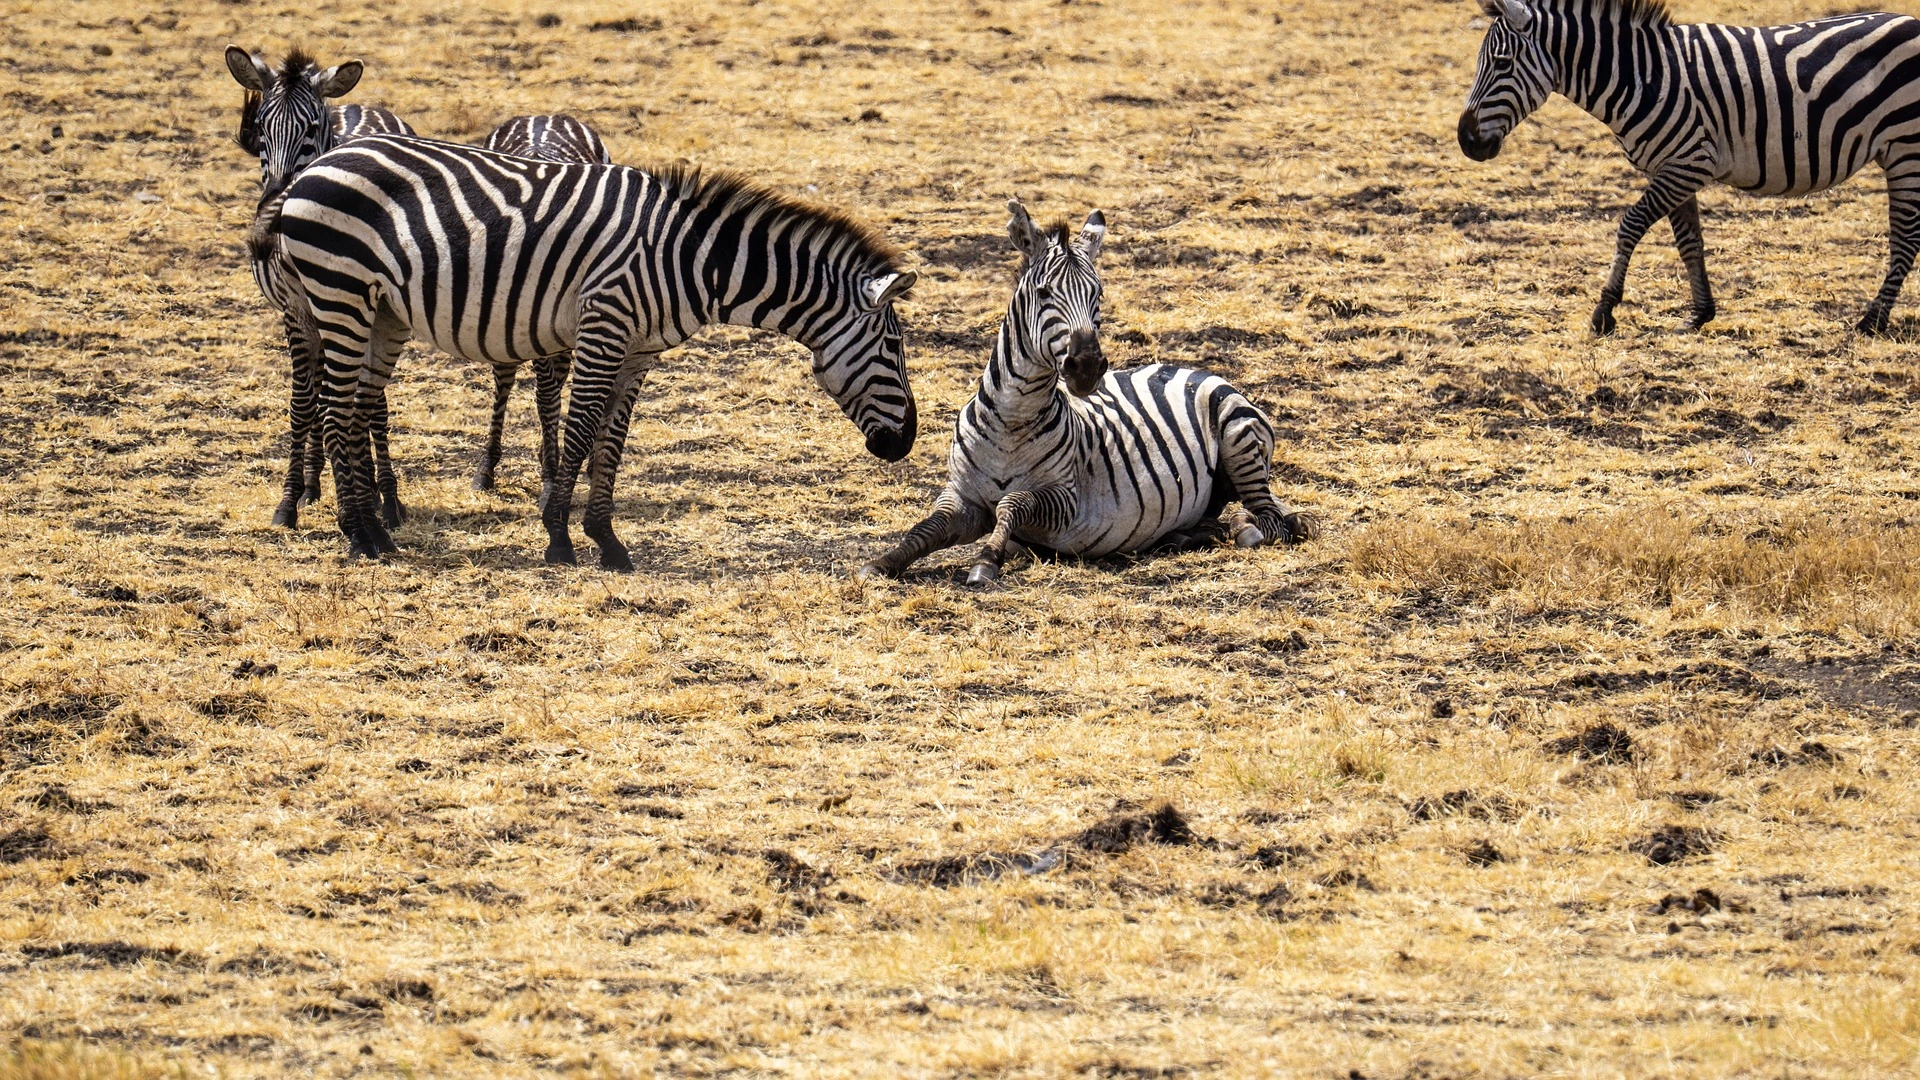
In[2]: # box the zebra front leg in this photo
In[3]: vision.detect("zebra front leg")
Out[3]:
[546,330,638,567]
[857,488,991,580]
[1668,196,1716,330]
[474,362,516,491]
[534,353,568,509]
[968,488,1070,587]
[1861,159,1920,336]
[580,362,651,573]
[1592,161,1712,335]
[370,387,406,528]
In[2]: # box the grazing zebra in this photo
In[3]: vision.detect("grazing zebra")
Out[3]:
[471,115,615,494]
[261,136,918,568]
[226,45,414,529]
[858,201,1311,586]
[1459,0,1920,335]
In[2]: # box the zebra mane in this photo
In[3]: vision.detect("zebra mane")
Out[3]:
[235,88,262,151]
[1572,0,1672,26]
[646,162,904,275]
[279,46,318,83]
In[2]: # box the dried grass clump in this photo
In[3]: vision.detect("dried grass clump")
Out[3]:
[1346,508,1920,634]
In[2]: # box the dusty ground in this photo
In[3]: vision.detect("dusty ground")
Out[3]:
[3,0,1918,1076]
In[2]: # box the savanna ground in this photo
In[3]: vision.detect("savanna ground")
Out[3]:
[2,0,1919,1075]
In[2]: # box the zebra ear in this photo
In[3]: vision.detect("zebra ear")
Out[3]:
[226,45,268,92]
[862,270,917,310]
[1076,210,1106,262]
[1007,198,1046,262]
[1496,0,1533,30]
[314,59,364,98]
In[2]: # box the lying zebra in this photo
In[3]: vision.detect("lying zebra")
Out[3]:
[859,201,1312,585]
[227,47,611,523]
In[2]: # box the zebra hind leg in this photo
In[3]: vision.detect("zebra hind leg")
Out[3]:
[370,387,406,528]
[579,361,651,573]
[275,314,317,529]
[1668,196,1716,331]
[474,362,516,491]
[1218,409,1314,546]
[1861,156,1920,336]
[533,354,568,511]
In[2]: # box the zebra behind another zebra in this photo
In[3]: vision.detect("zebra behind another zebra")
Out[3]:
[226,46,414,530]
[1459,0,1920,335]
[266,137,918,569]
[472,115,615,495]
[859,201,1311,586]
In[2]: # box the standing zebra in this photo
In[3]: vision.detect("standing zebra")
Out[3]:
[227,46,414,529]
[858,201,1311,586]
[472,115,614,494]
[262,136,918,569]
[1458,0,1920,335]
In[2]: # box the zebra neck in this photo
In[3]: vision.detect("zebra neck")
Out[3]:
[1548,7,1686,139]
[701,204,857,350]
[974,321,1067,433]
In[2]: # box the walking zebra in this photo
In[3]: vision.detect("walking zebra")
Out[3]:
[1459,0,1920,335]
[858,201,1311,586]
[471,115,614,494]
[262,136,918,569]
[227,46,414,529]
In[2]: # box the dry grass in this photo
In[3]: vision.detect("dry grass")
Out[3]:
[3,0,1920,1076]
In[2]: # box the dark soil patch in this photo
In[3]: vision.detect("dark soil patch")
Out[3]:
[1405,789,1518,821]
[0,825,61,864]
[1244,844,1311,868]
[66,867,150,886]
[21,941,197,967]
[1071,803,1198,852]
[1461,840,1504,866]
[25,785,113,814]
[1631,824,1716,865]
[1750,740,1841,767]
[1750,653,1920,716]
[763,849,835,914]
[919,233,1011,270]
[887,848,1065,887]
[1539,662,1790,702]
[193,691,268,721]
[1652,888,1727,914]
[1544,724,1635,763]
[2,692,121,769]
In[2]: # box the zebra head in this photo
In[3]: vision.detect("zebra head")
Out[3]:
[225,45,364,198]
[813,267,920,462]
[1007,200,1107,397]
[1459,0,1554,162]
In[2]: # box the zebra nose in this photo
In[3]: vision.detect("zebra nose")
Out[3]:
[1064,328,1105,397]
[1457,109,1503,161]
[864,399,916,462]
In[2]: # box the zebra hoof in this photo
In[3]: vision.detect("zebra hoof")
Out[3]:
[544,542,577,567]
[855,562,890,581]
[1858,310,1893,337]
[1282,513,1318,543]
[598,544,634,574]
[1234,525,1265,548]
[1683,306,1716,332]
[472,465,496,492]
[965,563,1002,588]
[346,532,384,561]
[365,520,399,555]
[381,496,407,530]
[271,501,300,530]
[1590,306,1617,336]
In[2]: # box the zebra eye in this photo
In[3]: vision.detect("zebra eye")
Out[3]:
[1036,285,1054,300]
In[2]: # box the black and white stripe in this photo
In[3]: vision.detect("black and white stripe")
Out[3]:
[860,201,1310,586]
[1459,0,1920,334]
[227,46,415,530]
[264,136,919,569]
[468,115,615,494]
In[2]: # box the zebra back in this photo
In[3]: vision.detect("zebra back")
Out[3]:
[484,114,611,165]
[332,104,416,142]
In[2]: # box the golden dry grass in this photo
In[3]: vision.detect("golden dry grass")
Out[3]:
[3,0,1920,1076]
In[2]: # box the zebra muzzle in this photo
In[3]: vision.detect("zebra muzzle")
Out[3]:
[1064,329,1105,397]
[1457,110,1503,162]
[864,400,917,462]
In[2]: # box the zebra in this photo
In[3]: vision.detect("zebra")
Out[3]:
[226,46,415,529]
[858,201,1312,586]
[471,115,614,494]
[260,135,918,569]
[1458,0,1920,335]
